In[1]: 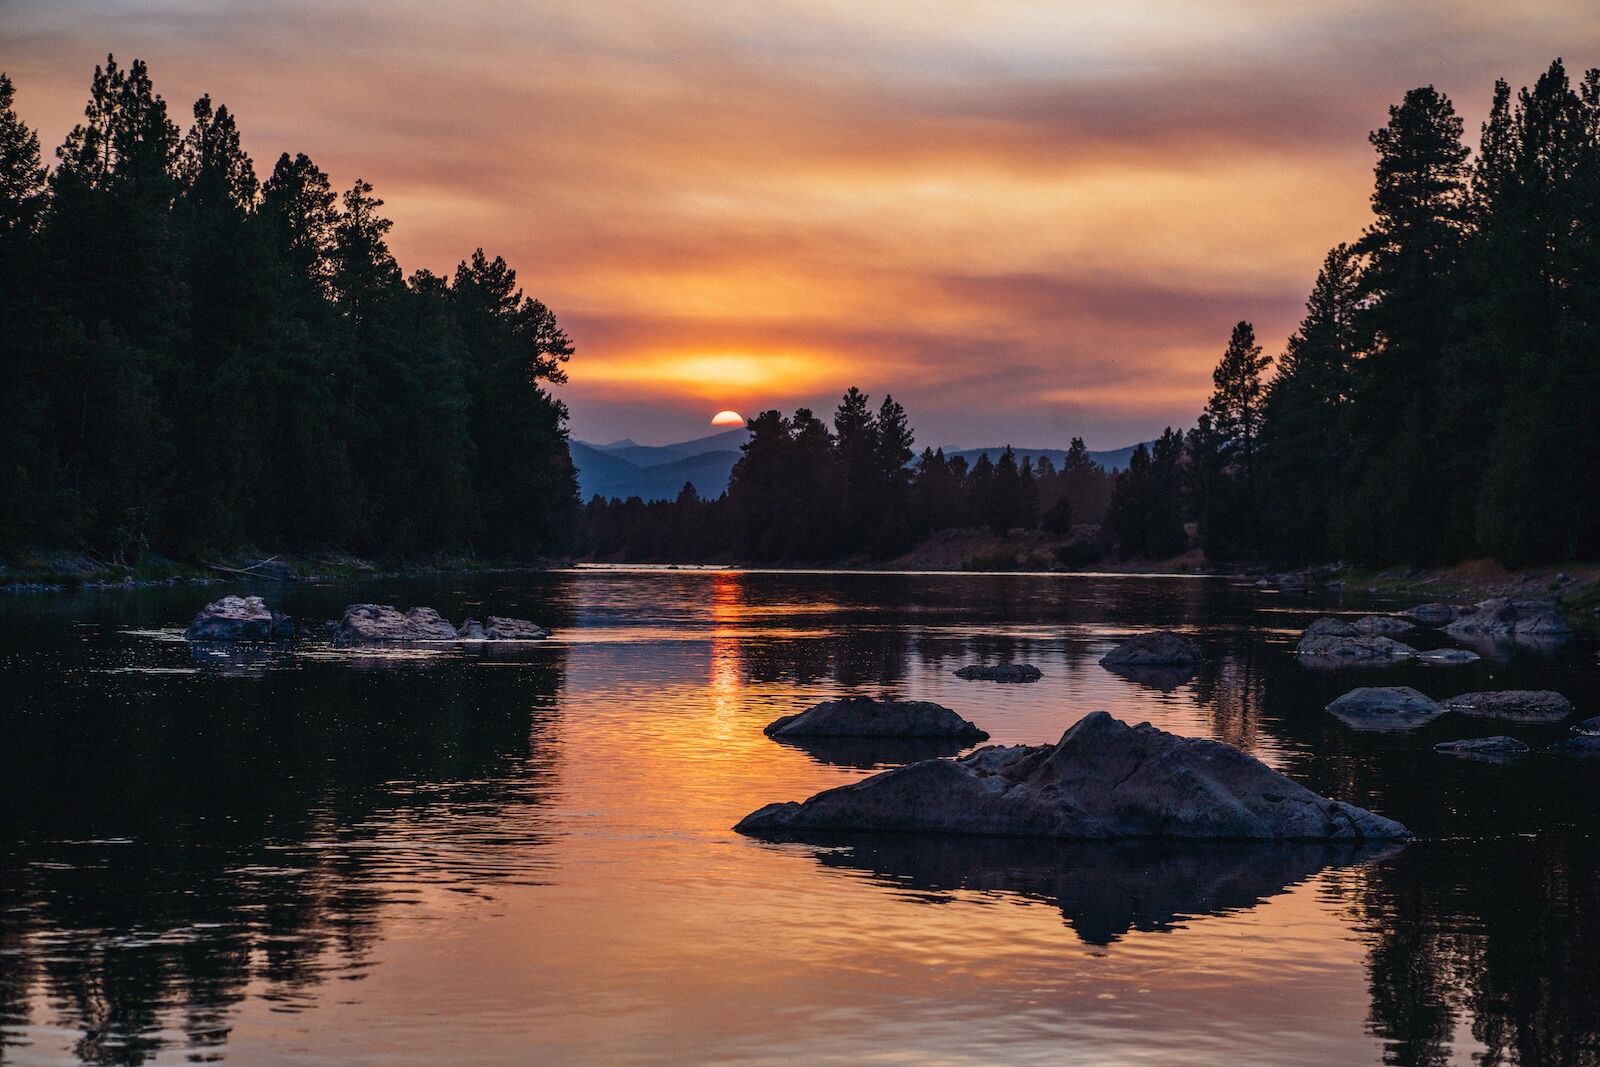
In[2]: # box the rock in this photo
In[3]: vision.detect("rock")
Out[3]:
[183,595,293,641]
[1352,615,1414,636]
[1403,603,1458,626]
[764,697,989,742]
[1444,597,1571,638]
[1415,647,1480,665]
[736,711,1408,841]
[1550,735,1600,757]
[455,614,553,640]
[1296,625,1418,667]
[1433,736,1529,763]
[1099,630,1203,668]
[1574,716,1600,736]
[1441,690,1574,724]
[1326,687,1446,731]
[953,663,1042,683]
[335,604,460,644]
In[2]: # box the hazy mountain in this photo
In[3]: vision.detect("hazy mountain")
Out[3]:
[573,428,749,501]
[572,428,1148,502]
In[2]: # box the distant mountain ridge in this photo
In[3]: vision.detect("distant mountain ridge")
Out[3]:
[571,428,1147,502]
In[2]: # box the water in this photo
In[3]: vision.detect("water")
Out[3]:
[2,568,1598,1065]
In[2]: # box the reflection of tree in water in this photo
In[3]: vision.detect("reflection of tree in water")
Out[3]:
[1332,837,1600,1066]
[0,652,565,1065]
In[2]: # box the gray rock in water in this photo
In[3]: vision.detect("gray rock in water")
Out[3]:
[1574,716,1600,737]
[1099,630,1203,668]
[184,595,293,642]
[1352,615,1415,636]
[765,697,988,742]
[466,616,550,640]
[1296,623,1418,667]
[1441,690,1574,724]
[1416,647,1480,666]
[954,663,1042,683]
[1326,687,1446,731]
[1444,597,1571,638]
[1404,603,1458,626]
[1550,735,1600,757]
[737,711,1409,841]
[1433,736,1529,763]
[335,604,460,644]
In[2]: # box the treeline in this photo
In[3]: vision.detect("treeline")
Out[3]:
[581,388,1117,562]
[1202,58,1600,565]
[0,57,577,563]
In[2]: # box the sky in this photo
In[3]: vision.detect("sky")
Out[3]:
[3,1,1596,448]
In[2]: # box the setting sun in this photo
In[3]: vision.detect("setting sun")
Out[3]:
[711,410,745,427]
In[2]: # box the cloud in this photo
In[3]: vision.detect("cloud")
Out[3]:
[6,0,1598,444]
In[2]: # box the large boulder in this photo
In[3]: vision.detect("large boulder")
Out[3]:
[1099,631,1203,668]
[1433,736,1529,763]
[1444,597,1571,638]
[457,616,549,640]
[1326,687,1446,731]
[335,604,460,644]
[1403,603,1458,626]
[1441,690,1574,724]
[737,711,1408,841]
[954,663,1042,683]
[183,595,293,642]
[1296,619,1417,667]
[764,697,988,742]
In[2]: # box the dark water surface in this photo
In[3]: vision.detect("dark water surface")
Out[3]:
[2,568,1599,1065]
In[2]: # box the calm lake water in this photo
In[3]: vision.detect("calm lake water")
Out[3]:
[2,568,1599,1065]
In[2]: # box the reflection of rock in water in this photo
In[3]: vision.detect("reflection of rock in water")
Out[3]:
[780,834,1396,945]
[0,648,566,1064]
[1101,662,1197,691]
[770,734,971,770]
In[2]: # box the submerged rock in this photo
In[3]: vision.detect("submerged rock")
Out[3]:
[1403,603,1459,626]
[1352,615,1415,636]
[1416,647,1480,666]
[1099,631,1203,668]
[737,711,1408,841]
[1296,621,1418,667]
[764,697,989,742]
[1433,736,1529,763]
[335,604,460,644]
[953,663,1042,683]
[1441,690,1574,724]
[1444,597,1571,638]
[1326,687,1446,731]
[184,595,293,642]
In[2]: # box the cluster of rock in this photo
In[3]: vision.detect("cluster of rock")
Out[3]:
[738,711,1409,841]
[1441,597,1571,638]
[764,698,988,742]
[183,597,549,644]
[183,595,296,641]
[1255,565,1344,592]
[953,663,1042,683]
[1321,682,1592,763]
[1295,617,1419,666]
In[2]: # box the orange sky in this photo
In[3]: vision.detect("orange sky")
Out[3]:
[4,1,1597,446]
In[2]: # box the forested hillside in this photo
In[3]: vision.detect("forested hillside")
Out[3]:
[0,57,577,564]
